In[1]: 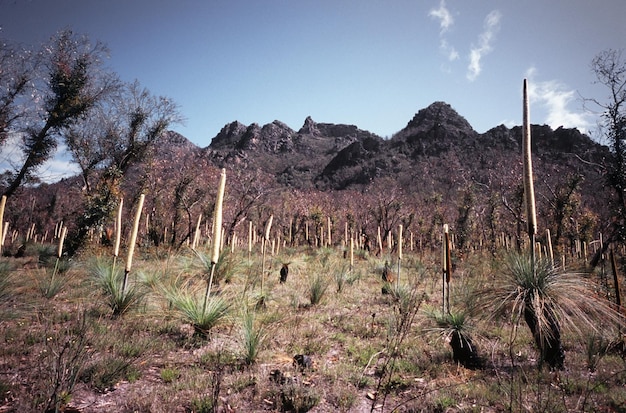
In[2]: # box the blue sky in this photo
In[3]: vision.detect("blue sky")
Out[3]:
[1,0,625,179]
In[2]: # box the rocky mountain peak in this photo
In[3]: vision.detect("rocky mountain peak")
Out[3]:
[299,116,320,135]
[209,121,248,149]
[405,101,474,133]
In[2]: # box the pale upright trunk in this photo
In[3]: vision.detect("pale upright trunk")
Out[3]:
[123,194,145,293]
[0,195,5,254]
[205,168,226,309]
[523,79,537,254]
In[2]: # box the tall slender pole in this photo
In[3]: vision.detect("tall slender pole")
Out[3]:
[0,195,6,255]
[204,169,226,311]
[397,224,403,288]
[523,79,537,271]
[442,224,452,314]
[123,194,145,294]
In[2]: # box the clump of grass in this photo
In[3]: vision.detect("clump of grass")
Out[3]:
[37,259,72,299]
[585,333,611,372]
[333,265,353,292]
[308,274,329,306]
[80,356,140,392]
[190,396,214,413]
[89,257,144,316]
[0,260,14,303]
[192,248,238,288]
[267,382,321,413]
[38,227,70,298]
[239,308,266,365]
[165,287,230,338]
[160,367,180,383]
[373,277,426,411]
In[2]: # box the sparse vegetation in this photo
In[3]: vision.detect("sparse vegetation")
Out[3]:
[1,233,625,412]
[2,33,626,412]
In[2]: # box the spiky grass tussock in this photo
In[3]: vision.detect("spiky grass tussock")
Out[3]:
[480,252,625,368]
[191,248,239,285]
[89,257,144,316]
[239,308,266,365]
[37,266,70,299]
[424,308,481,368]
[164,287,230,338]
[308,273,329,306]
[0,260,13,303]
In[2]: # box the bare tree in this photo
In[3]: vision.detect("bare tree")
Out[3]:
[224,168,273,241]
[586,49,626,265]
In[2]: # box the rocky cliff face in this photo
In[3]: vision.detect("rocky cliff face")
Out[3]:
[157,102,608,210]
[202,116,377,188]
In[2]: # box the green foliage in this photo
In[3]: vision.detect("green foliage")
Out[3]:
[428,308,471,336]
[3,29,111,198]
[333,265,354,292]
[165,287,230,338]
[89,258,144,316]
[0,260,14,303]
[0,379,10,401]
[192,248,238,285]
[433,394,457,411]
[240,308,265,365]
[160,367,180,383]
[37,258,72,298]
[374,277,426,411]
[425,308,481,368]
[308,273,329,306]
[585,333,612,372]
[190,396,214,413]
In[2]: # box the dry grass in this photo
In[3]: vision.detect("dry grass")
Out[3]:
[0,244,625,412]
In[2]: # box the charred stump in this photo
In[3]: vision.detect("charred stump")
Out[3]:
[449,330,482,369]
[524,301,565,370]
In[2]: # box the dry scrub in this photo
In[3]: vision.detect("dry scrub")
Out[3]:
[0,244,625,412]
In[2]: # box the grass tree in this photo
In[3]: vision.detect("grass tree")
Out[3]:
[166,286,230,338]
[427,308,481,369]
[90,195,145,316]
[90,257,143,316]
[239,307,266,365]
[483,253,625,369]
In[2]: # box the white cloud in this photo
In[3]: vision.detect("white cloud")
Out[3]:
[466,10,502,81]
[429,0,459,62]
[525,68,593,133]
[429,0,454,34]
[441,39,459,61]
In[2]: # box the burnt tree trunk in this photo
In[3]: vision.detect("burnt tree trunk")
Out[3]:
[524,301,564,369]
[449,331,482,369]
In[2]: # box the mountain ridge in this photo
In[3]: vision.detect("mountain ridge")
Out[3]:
[187,101,606,195]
